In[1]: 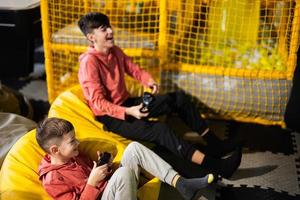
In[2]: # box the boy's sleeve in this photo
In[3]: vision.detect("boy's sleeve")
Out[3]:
[44,182,102,200]
[79,55,126,120]
[81,185,101,199]
[120,48,153,87]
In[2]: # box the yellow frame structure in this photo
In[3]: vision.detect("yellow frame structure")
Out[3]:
[41,0,300,127]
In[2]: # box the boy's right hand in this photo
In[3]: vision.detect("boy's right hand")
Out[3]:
[125,103,149,119]
[87,161,110,187]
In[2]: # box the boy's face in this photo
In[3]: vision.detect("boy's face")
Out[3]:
[88,25,114,53]
[57,130,80,160]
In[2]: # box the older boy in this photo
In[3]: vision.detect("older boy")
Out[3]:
[78,12,242,178]
[37,117,214,200]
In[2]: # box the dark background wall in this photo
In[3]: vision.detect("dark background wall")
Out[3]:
[285,48,300,132]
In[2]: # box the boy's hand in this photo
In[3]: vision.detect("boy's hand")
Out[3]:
[87,161,110,187]
[148,79,159,94]
[97,151,114,167]
[125,103,149,119]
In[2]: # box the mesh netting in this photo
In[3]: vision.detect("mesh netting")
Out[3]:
[41,0,300,126]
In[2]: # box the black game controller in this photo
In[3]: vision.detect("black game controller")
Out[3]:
[140,92,155,113]
[97,152,111,167]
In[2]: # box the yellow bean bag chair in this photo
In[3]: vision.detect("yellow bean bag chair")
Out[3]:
[0,129,115,199]
[48,84,133,147]
[48,84,160,200]
[0,128,159,199]
[0,85,161,200]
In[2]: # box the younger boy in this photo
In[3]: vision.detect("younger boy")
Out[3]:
[37,117,214,200]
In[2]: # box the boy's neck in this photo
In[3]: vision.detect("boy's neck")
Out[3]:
[50,154,70,165]
[94,45,111,55]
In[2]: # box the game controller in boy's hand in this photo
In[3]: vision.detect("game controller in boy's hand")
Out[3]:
[140,92,155,113]
[97,152,111,167]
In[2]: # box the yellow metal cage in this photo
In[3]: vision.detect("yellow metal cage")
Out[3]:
[41,0,300,127]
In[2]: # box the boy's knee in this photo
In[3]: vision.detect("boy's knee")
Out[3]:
[152,122,172,136]
[115,167,136,184]
[126,141,142,153]
[175,91,189,105]
[128,141,140,148]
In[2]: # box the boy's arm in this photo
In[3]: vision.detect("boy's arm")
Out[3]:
[42,159,108,200]
[79,56,126,119]
[44,182,103,200]
[120,48,156,89]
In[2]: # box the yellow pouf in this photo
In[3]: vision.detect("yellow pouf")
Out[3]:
[48,84,161,200]
[0,85,161,200]
[0,129,121,199]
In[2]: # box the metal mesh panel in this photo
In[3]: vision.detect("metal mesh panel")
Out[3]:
[166,0,297,71]
[161,71,292,124]
[41,0,300,126]
[42,0,160,101]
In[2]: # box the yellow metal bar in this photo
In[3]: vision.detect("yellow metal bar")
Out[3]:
[185,0,195,33]
[83,0,89,13]
[40,0,55,102]
[159,0,167,65]
[278,3,289,70]
[51,44,87,53]
[123,49,159,58]
[165,63,288,80]
[51,44,159,58]
[175,1,184,43]
[209,115,285,127]
[287,0,300,80]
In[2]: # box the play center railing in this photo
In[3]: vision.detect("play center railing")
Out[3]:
[41,0,300,127]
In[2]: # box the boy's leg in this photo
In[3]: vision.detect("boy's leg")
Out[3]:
[147,91,208,133]
[120,141,178,185]
[121,92,242,157]
[149,92,243,157]
[98,116,241,178]
[98,115,196,160]
[152,145,211,178]
[97,95,198,160]
[121,142,214,200]
[101,167,137,200]
[120,93,205,130]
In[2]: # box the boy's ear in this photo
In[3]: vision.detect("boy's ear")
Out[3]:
[49,145,59,155]
[86,33,94,43]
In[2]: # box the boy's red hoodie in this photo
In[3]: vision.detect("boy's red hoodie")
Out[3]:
[78,45,153,120]
[38,154,107,200]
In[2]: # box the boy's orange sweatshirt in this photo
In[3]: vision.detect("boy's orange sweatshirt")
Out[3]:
[78,45,152,120]
[39,154,107,200]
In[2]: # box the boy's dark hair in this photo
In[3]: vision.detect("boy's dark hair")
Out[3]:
[36,117,74,153]
[78,12,110,36]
